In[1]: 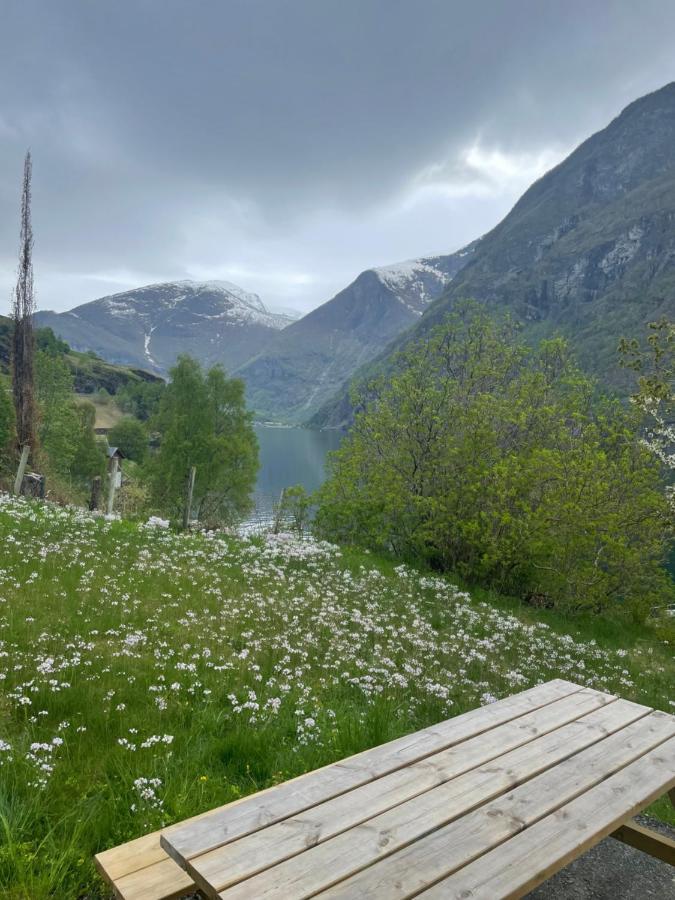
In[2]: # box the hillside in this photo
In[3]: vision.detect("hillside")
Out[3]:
[0,314,163,394]
[314,82,675,428]
[236,249,475,422]
[36,280,295,375]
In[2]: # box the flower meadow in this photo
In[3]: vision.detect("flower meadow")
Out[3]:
[0,495,672,898]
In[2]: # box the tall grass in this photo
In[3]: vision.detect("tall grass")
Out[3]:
[0,494,672,898]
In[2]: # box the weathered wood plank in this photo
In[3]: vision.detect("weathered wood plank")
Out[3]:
[95,831,177,884]
[610,819,675,866]
[178,688,616,894]
[420,738,675,899]
[96,680,579,897]
[213,699,652,900]
[162,679,581,865]
[95,831,198,899]
[111,856,199,900]
[313,711,675,900]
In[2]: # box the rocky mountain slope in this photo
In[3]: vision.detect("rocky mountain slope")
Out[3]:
[235,249,475,422]
[313,81,675,428]
[37,281,295,375]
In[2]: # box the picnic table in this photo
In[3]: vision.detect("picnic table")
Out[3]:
[96,679,675,899]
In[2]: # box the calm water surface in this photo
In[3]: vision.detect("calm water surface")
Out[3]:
[245,425,343,527]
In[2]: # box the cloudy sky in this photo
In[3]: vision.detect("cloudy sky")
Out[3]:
[1,1,674,315]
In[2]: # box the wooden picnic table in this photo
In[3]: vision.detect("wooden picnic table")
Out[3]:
[96,679,675,899]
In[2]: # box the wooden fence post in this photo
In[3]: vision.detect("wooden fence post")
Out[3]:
[272,487,286,534]
[90,476,102,511]
[13,445,30,495]
[106,457,118,516]
[183,466,196,530]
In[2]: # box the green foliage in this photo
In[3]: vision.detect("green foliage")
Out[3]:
[620,317,674,492]
[316,308,674,619]
[116,379,165,421]
[36,351,81,478]
[0,379,15,476]
[150,355,258,525]
[0,497,672,897]
[35,352,106,488]
[273,484,312,535]
[108,417,148,463]
[115,460,150,519]
[36,327,69,357]
[71,402,106,483]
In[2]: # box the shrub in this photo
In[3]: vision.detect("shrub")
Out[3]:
[316,307,673,619]
[108,416,148,463]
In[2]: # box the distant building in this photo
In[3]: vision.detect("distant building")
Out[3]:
[106,446,125,487]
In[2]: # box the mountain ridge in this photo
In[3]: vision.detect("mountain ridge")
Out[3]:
[234,247,477,422]
[36,280,295,375]
[312,81,675,428]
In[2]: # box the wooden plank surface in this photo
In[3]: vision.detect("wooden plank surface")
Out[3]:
[97,679,577,898]
[94,831,196,900]
[315,710,675,900]
[109,856,199,900]
[419,737,675,899]
[177,688,617,895]
[162,679,580,865]
[208,699,651,899]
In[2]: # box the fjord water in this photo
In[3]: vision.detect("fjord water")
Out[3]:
[246,425,343,527]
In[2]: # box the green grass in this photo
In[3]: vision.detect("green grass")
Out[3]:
[0,495,672,898]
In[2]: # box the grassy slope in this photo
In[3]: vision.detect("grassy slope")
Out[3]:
[74,394,125,431]
[0,496,672,898]
[0,314,163,396]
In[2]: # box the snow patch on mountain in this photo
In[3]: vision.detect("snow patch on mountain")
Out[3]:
[96,280,293,330]
[373,258,454,314]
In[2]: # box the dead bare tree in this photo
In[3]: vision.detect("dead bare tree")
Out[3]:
[11,151,38,476]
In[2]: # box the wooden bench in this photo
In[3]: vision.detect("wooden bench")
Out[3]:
[95,679,675,899]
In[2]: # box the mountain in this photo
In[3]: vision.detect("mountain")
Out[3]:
[313,82,675,428]
[36,280,295,375]
[235,249,476,422]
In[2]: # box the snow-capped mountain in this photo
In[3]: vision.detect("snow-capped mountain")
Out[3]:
[37,280,295,374]
[236,246,476,422]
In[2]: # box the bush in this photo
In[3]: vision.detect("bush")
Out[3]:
[273,484,312,535]
[108,416,148,463]
[315,307,673,619]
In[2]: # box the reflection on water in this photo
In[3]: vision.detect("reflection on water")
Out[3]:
[244,426,343,529]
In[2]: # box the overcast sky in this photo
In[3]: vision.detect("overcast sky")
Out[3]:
[1,1,674,315]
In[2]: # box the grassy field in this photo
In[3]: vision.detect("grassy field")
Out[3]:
[74,393,125,432]
[0,495,672,898]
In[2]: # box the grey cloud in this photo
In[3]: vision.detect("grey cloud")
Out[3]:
[1,0,674,313]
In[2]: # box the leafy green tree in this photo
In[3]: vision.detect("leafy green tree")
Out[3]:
[0,379,15,476]
[316,307,673,619]
[35,351,105,486]
[36,350,79,476]
[620,318,674,508]
[71,402,106,482]
[150,356,258,524]
[36,327,69,357]
[117,379,165,421]
[108,416,148,463]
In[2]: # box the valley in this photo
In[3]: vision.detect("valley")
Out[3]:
[35,84,675,430]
